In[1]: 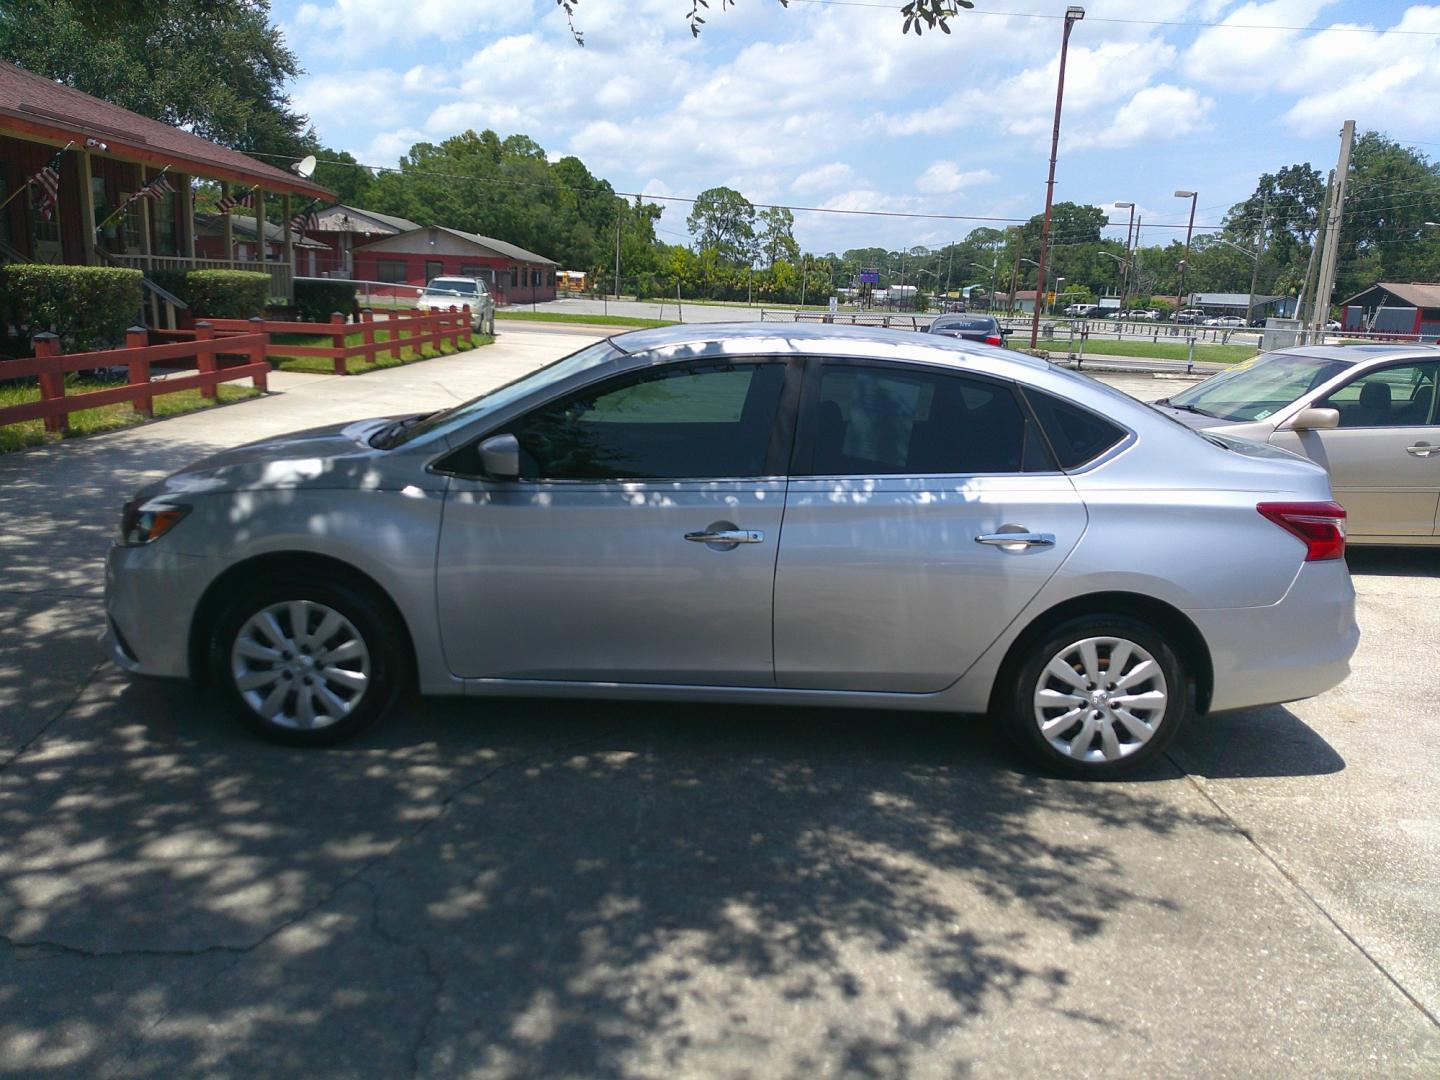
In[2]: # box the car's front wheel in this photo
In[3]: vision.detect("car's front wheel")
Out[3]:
[1001,615,1188,779]
[215,579,405,745]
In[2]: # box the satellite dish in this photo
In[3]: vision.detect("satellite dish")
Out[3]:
[290,154,317,179]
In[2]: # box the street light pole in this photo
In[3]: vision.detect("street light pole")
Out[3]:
[1030,6,1085,349]
[1114,201,1135,312]
[1174,189,1198,316]
[1246,195,1268,327]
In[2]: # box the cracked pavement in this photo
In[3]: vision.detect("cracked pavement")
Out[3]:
[1,330,1438,1077]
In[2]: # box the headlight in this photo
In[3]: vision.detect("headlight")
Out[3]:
[119,500,190,545]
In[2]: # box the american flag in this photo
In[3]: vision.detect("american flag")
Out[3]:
[215,188,254,213]
[30,163,60,220]
[140,172,175,201]
[290,207,320,234]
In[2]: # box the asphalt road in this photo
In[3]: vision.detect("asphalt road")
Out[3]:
[1,329,1437,1077]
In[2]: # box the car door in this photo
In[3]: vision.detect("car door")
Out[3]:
[773,360,1088,693]
[1271,360,1440,537]
[434,357,796,684]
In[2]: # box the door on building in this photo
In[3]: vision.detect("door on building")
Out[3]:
[425,260,443,284]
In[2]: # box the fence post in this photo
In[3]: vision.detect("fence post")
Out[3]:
[126,325,153,417]
[33,332,66,434]
[360,308,376,365]
[331,312,349,375]
[462,304,472,348]
[1187,334,1196,375]
[247,318,270,392]
[248,315,269,366]
[194,321,218,399]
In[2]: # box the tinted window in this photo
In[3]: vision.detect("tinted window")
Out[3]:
[1023,389,1128,469]
[1320,362,1438,427]
[506,362,785,480]
[806,366,1043,475]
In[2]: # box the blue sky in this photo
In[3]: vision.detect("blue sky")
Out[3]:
[274,1,1440,254]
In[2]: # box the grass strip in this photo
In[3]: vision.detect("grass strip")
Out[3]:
[495,312,675,328]
[0,380,261,454]
[272,331,492,375]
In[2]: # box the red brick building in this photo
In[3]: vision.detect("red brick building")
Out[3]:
[0,62,331,304]
[352,226,558,305]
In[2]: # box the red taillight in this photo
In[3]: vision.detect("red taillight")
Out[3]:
[1257,501,1347,561]
[983,334,1002,346]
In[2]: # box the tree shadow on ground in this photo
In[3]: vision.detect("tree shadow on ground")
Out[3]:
[0,677,1253,1078]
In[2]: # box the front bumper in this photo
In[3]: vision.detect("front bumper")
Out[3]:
[1191,559,1359,713]
[102,543,217,679]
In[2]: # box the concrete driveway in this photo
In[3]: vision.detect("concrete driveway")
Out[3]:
[1,329,1437,1077]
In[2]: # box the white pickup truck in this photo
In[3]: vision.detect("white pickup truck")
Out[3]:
[416,276,496,336]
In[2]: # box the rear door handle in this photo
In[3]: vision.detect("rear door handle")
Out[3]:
[685,529,765,544]
[975,532,1055,548]
[1406,443,1436,457]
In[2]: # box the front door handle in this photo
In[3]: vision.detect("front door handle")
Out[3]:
[685,529,765,545]
[975,532,1056,548]
[1406,443,1436,457]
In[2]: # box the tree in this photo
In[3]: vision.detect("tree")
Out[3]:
[0,0,310,157]
[687,187,758,266]
[551,0,968,43]
[758,206,799,267]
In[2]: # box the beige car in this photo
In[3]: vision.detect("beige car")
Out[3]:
[1153,344,1440,543]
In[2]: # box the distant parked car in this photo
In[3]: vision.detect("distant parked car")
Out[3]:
[1154,343,1440,542]
[104,323,1359,777]
[926,314,1010,346]
[417,276,496,336]
[1206,315,1246,329]
[1176,308,1206,324]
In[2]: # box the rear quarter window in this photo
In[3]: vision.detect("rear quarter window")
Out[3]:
[1022,388,1128,469]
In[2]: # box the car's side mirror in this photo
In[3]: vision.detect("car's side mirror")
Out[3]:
[478,433,520,479]
[1285,407,1340,431]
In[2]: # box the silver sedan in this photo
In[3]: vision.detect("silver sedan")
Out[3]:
[104,324,1358,778]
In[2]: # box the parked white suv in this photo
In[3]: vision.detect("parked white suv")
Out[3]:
[417,277,496,336]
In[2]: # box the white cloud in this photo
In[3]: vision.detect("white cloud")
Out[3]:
[914,162,997,195]
[1085,85,1214,149]
[291,0,538,53]
[790,163,855,195]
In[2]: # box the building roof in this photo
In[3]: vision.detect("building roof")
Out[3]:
[433,226,557,266]
[0,62,330,199]
[195,213,328,249]
[315,204,420,234]
[1339,281,1440,308]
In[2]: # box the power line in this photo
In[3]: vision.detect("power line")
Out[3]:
[786,0,1440,38]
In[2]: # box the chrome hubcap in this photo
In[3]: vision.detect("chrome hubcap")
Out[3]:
[230,601,370,730]
[1033,636,1168,763]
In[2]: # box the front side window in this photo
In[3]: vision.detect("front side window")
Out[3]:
[804,365,1042,475]
[506,362,786,480]
[1320,362,1438,427]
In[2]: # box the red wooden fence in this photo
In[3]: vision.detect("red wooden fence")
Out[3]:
[0,323,269,435]
[205,306,473,375]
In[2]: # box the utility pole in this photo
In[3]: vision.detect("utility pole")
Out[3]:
[1174,190,1198,316]
[1007,228,1022,317]
[614,211,622,300]
[1296,169,1334,326]
[1121,216,1141,314]
[1030,6,1086,348]
[1311,120,1356,336]
[1118,206,1136,314]
[1245,195,1268,327]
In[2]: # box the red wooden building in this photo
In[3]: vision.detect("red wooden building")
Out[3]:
[352,226,558,304]
[0,62,331,305]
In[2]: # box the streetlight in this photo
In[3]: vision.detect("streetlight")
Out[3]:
[1029,5,1085,348]
[972,260,998,311]
[1174,189,1198,317]
[1053,276,1066,316]
[1113,201,1135,312]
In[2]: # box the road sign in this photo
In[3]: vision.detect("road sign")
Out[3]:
[859,268,880,284]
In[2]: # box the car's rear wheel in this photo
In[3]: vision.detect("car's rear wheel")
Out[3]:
[1001,615,1188,779]
[215,579,404,746]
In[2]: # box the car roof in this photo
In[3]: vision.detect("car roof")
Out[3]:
[1271,342,1440,365]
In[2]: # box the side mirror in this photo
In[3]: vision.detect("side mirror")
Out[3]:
[999,327,1013,337]
[1285,407,1340,431]
[478,433,520,480]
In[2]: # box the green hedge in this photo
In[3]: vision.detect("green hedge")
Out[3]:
[293,279,357,322]
[163,269,269,319]
[1,264,143,352]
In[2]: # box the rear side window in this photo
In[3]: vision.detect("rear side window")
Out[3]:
[803,364,1052,475]
[1023,389,1128,469]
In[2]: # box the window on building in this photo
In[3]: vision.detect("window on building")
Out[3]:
[425,259,444,282]
[531,269,541,287]
[377,259,408,283]
[460,263,487,278]
[510,268,519,288]
[548,272,556,287]
[121,193,143,253]
[154,191,176,255]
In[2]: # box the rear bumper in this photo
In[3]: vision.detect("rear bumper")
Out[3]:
[1191,559,1358,712]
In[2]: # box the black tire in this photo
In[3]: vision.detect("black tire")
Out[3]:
[486,313,495,337]
[1000,614,1189,779]
[213,576,407,746]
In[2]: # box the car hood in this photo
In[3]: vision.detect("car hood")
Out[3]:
[1151,405,1276,442]
[132,416,438,501]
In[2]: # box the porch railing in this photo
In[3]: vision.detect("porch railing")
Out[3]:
[107,253,293,300]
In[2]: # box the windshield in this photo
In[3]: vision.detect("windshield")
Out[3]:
[386,339,623,448]
[1167,351,1350,421]
[425,280,479,296]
